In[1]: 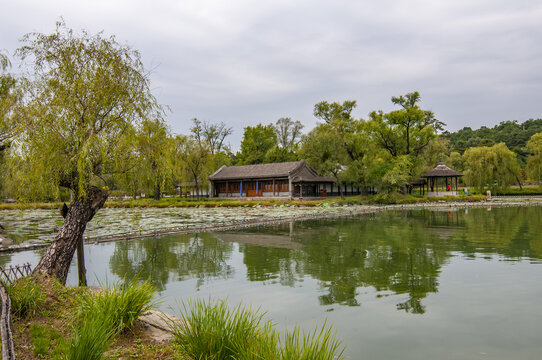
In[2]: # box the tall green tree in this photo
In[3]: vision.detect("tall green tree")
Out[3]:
[300,125,349,198]
[368,91,444,158]
[0,51,17,153]
[136,118,172,200]
[237,124,277,165]
[526,132,542,184]
[15,22,162,283]
[181,138,211,201]
[313,100,363,161]
[462,143,521,193]
[0,51,19,199]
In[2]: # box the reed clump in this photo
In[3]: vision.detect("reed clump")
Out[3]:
[7,276,46,318]
[68,280,156,360]
[171,298,345,360]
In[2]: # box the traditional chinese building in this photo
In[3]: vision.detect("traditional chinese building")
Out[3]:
[208,160,338,198]
[421,161,464,196]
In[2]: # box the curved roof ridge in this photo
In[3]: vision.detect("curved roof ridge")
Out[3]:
[421,161,463,178]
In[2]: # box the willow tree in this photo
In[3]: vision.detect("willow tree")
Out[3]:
[136,118,172,200]
[462,143,521,193]
[16,22,162,283]
[526,133,542,184]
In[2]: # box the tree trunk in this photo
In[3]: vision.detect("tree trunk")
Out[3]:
[76,234,87,286]
[33,186,108,284]
[338,183,344,200]
[154,182,161,200]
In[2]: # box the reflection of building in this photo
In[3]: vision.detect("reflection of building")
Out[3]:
[209,160,347,198]
[213,232,303,250]
[421,161,464,197]
[423,208,464,240]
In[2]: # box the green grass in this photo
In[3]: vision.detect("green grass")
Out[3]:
[29,324,69,359]
[7,277,46,318]
[68,310,115,360]
[171,298,345,360]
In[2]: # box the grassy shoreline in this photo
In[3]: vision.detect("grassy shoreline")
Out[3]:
[9,277,345,359]
[0,193,489,210]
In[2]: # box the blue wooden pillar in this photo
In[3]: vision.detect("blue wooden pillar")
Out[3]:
[256,181,259,196]
[240,181,243,196]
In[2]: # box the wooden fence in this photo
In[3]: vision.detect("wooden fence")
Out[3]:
[0,263,25,360]
[0,263,32,285]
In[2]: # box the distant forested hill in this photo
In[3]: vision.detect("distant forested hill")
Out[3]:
[443,119,542,164]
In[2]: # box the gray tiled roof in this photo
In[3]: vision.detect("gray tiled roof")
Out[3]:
[209,161,305,180]
[422,161,463,177]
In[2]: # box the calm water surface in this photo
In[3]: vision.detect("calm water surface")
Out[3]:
[2,206,542,359]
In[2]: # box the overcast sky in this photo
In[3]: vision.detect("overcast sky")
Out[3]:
[2,0,542,149]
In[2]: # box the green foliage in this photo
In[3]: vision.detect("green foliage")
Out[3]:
[463,143,521,192]
[172,298,345,360]
[29,324,68,359]
[368,91,444,158]
[265,145,299,163]
[380,155,412,193]
[238,124,278,165]
[180,137,212,200]
[134,118,173,200]
[14,20,162,200]
[300,125,349,194]
[7,276,46,318]
[526,132,542,183]
[444,119,542,162]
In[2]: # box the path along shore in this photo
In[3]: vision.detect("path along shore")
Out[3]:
[1,196,541,254]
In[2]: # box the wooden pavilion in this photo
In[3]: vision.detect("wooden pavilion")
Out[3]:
[421,161,464,197]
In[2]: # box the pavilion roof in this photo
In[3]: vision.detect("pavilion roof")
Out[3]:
[421,161,463,178]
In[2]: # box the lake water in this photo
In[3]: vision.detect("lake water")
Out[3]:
[2,206,542,359]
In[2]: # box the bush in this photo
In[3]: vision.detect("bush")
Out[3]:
[172,298,345,360]
[371,192,399,204]
[7,277,46,317]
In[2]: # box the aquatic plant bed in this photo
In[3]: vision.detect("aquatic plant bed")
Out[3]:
[1,197,542,253]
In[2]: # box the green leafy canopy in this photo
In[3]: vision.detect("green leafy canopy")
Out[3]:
[14,20,163,200]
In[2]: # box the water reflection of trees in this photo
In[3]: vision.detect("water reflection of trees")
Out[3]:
[107,207,542,313]
[109,233,234,291]
[236,215,448,313]
[237,207,542,313]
